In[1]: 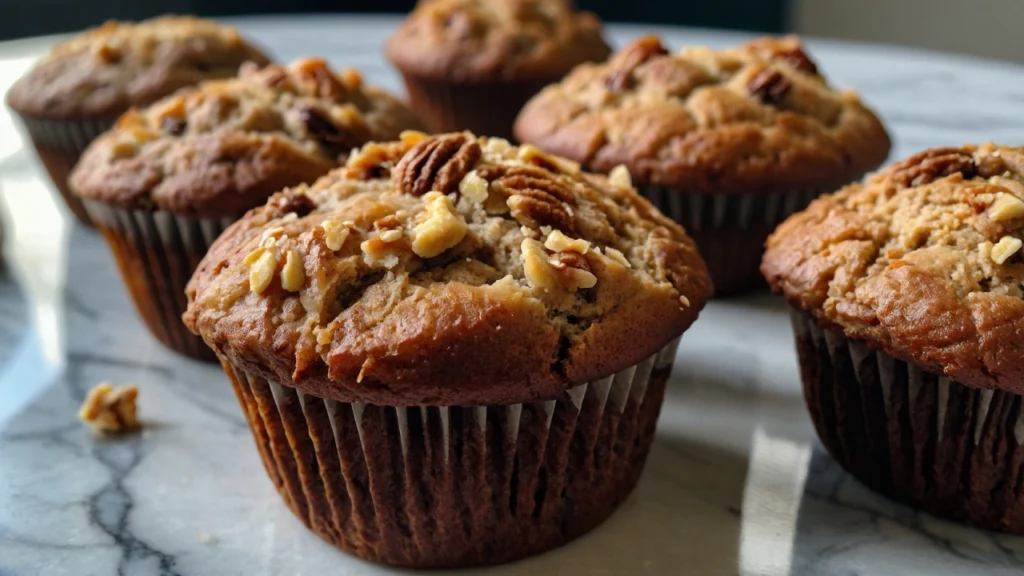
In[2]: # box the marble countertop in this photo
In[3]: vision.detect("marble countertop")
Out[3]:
[2,15,1024,576]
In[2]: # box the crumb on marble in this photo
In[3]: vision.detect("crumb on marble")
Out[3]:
[79,383,140,435]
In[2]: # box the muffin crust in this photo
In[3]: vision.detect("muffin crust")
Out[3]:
[515,35,891,193]
[385,0,611,82]
[185,132,711,405]
[763,144,1024,393]
[6,16,269,119]
[70,58,424,216]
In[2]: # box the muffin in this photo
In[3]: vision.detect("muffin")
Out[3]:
[763,144,1024,533]
[183,132,712,567]
[5,16,270,226]
[385,0,610,139]
[70,58,424,361]
[515,35,892,294]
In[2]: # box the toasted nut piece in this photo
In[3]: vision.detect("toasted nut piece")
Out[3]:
[459,170,490,203]
[379,229,404,243]
[320,219,351,251]
[248,249,278,293]
[79,383,139,435]
[548,251,597,290]
[482,137,513,160]
[990,235,1022,264]
[517,144,581,175]
[400,130,428,147]
[544,230,590,254]
[361,229,404,269]
[604,247,632,268]
[521,239,560,291]
[988,192,1024,222]
[281,250,306,292]
[609,165,633,189]
[679,295,691,308]
[412,192,469,258]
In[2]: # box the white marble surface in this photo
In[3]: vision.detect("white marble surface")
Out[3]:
[1,15,1024,576]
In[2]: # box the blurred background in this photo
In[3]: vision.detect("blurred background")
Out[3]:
[1,0,1022,62]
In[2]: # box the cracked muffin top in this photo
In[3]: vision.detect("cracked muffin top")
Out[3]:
[184,132,712,405]
[514,35,891,193]
[385,0,611,82]
[6,16,270,120]
[763,144,1024,393]
[70,58,425,216]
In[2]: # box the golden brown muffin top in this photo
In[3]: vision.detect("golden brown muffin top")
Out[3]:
[514,35,892,193]
[763,144,1024,393]
[185,132,712,405]
[6,16,270,119]
[70,58,425,216]
[385,0,611,82]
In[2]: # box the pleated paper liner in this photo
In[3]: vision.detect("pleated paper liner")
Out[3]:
[638,185,829,296]
[790,309,1024,533]
[85,200,234,362]
[16,114,118,226]
[399,73,551,141]
[221,336,682,568]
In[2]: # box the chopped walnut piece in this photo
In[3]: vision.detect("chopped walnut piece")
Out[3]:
[412,192,469,258]
[246,248,278,293]
[609,165,633,189]
[320,219,351,251]
[987,192,1024,222]
[79,383,140,435]
[604,247,632,268]
[517,144,581,175]
[521,238,560,292]
[361,230,404,269]
[549,251,598,290]
[990,235,1022,264]
[544,230,590,254]
[459,170,490,203]
[281,250,306,292]
[748,68,791,105]
[679,295,691,308]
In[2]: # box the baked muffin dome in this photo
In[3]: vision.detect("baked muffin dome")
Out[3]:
[185,132,712,406]
[385,0,611,83]
[6,15,270,120]
[70,58,425,217]
[514,35,891,193]
[763,144,1024,392]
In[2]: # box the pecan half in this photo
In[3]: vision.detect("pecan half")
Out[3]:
[482,164,577,232]
[605,35,669,91]
[392,133,482,196]
[886,147,977,188]
[748,69,791,105]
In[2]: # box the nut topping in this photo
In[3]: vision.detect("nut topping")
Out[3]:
[544,230,590,254]
[320,219,351,251]
[393,133,482,196]
[609,165,633,189]
[521,239,560,292]
[886,147,976,188]
[247,248,278,294]
[298,105,362,152]
[517,144,581,175]
[990,235,1022,264]
[548,252,598,290]
[987,191,1024,222]
[281,249,306,292]
[604,35,669,91]
[748,68,791,105]
[603,247,632,268]
[412,192,469,258]
[459,170,490,203]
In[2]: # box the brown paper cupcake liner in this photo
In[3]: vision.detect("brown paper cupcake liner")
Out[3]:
[16,114,118,226]
[85,200,233,362]
[790,309,1024,533]
[220,336,682,568]
[638,185,828,295]
[400,74,551,141]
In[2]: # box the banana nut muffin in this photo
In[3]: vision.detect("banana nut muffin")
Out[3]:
[71,58,424,361]
[516,35,891,294]
[763,144,1024,533]
[184,132,712,567]
[6,15,270,225]
[385,0,610,138]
